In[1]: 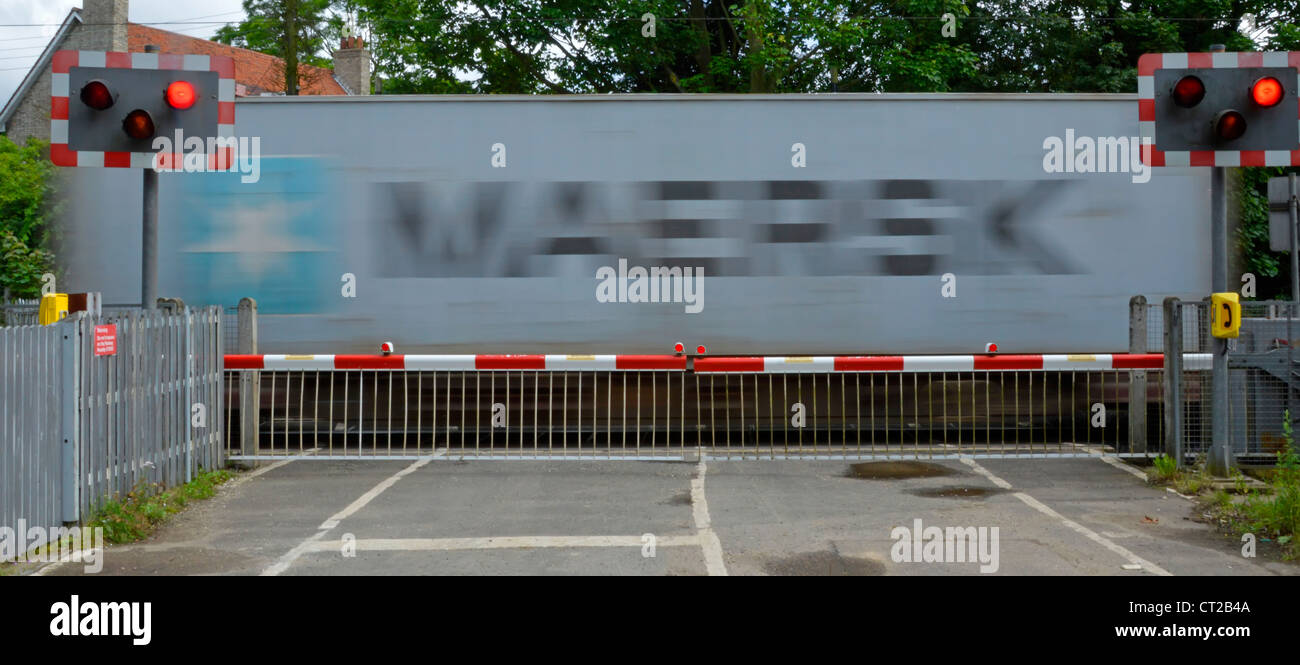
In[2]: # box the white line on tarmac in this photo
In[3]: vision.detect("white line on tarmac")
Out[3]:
[306,535,702,552]
[227,448,319,489]
[30,549,102,577]
[29,449,321,577]
[261,530,332,577]
[691,460,728,576]
[262,457,431,576]
[960,457,1173,576]
[318,458,431,530]
[1074,444,1150,481]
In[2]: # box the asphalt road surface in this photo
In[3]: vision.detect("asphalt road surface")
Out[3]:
[28,456,1299,576]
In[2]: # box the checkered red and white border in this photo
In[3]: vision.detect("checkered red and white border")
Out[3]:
[1138,51,1300,167]
[49,50,236,169]
[223,353,1213,372]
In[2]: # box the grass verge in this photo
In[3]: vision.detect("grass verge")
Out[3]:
[1,467,235,575]
[1147,448,1300,561]
[87,468,234,544]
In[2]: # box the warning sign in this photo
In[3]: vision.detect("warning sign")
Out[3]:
[94,324,116,356]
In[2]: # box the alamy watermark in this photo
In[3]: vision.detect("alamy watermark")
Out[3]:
[596,258,704,314]
[150,129,261,184]
[50,595,151,646]
[890,518,1000,573]
[1043,129,1151,184]
[1,520,104,573]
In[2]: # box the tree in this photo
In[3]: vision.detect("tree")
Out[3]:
[214,0,341,94]
[0,136,56,300]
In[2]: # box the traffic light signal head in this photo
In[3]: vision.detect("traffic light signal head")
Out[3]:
[79,80,115,110]
[67,67,217,149]
[1139,52,1300,165]
[165,80,197,110]
[50,51,235,168]
[1252,76,1284,107]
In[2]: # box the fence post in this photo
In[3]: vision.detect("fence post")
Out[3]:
[1163,297,1184,467]
[1129,295,1147,453]
[59,316,81,523]
[238,298,259,465]
[184,306,193,483]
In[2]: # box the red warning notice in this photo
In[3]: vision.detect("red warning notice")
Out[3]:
[94,324,116,356]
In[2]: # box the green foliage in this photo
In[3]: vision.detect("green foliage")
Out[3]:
[0,135,56,299]
[86,469,232,544]
[1234,448,1300,558]
[1152,453,1178,480]
[214,0,341,93]
[1205,412,1300,559]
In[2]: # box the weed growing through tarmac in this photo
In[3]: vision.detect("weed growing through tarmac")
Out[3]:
[1147,414,1300,560]
[87,468,233,544]
[1146,454,1208,495]
[1226,448,1300,559]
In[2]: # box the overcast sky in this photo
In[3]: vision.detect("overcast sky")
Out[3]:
[1,0,247,110]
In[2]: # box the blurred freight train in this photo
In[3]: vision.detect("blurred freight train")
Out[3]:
[52,93,1210,446]
[56,93,1209,355]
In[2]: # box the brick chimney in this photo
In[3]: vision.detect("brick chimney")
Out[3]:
[80,0,129,52]
[333,36,371,95]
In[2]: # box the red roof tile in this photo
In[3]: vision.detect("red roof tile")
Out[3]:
[127,24,347,96]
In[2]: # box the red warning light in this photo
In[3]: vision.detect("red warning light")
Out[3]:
[79,80,115,110]
[674,342,684,354]
[696,345,706,355]
[1170,75,1205,108]
[1213,110,1247,141]
[165,80,197,109]
[122,109,155,140]
[1251,76,1284,108]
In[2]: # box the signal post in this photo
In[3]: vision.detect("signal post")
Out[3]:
[1139,48,1300,474]
[49,46,236,309]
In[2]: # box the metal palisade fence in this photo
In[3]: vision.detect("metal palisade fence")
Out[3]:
[0,307,223,558]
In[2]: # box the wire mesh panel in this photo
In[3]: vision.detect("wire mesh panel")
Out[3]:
[1149,297,1300,464]
[1229,301,1300,462]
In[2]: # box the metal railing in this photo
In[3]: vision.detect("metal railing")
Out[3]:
[222,353,1210,461]
[0,307,224,559]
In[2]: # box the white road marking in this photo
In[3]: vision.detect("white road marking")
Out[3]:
[226,448,319,491]
[260,530,331,577]
[960,457,1173,576]
[1098,454,1150,481]
[960,457,1012,489]
[30,549,101,577]
[264,458,431,575]
[28,449,320,577]
[691,460,728,576]
[306,535,702,552]
[1073,444,1150,481]
[318,458,431,530]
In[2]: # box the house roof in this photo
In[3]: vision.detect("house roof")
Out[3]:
[0,9,80,134]
[2,9,347,133]
[128,24,347,97]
